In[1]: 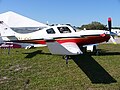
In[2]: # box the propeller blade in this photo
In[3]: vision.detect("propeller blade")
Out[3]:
[110,36,117,44]
[108,17,112,32]
[108,18,117,44]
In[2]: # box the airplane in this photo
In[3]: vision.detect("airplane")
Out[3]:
[111,29,120,36]
[0,18,114,64]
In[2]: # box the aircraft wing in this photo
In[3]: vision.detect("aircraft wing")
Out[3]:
[46,39,83,55]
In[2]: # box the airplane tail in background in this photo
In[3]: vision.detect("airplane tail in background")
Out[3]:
[0,21,18,41]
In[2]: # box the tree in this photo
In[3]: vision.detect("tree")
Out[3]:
[80,21,107,30]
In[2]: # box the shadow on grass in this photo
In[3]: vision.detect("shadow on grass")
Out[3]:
[23,50,52,58]
[71,54,117,84]
[96,49,120,56]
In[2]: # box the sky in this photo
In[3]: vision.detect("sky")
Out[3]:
[0,0,120,27]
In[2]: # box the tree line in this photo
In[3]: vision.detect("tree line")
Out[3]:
[78,21,120,30]
[79,21,107,30]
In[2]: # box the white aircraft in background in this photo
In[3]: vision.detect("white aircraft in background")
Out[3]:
[111,29,120,36]
[0,18,114,63]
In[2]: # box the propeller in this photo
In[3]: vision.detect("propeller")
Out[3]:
[108,17,117,44]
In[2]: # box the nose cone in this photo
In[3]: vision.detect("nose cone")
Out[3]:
[100,31,111,42]
[100,34,106,37]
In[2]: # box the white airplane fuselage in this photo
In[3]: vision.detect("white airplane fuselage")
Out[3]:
[9,25,110,46]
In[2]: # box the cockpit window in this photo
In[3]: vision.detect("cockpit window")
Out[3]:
[46,28,55,34]
[58,27,71,33]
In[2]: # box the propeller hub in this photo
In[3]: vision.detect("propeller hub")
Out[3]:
[100,34,106,37]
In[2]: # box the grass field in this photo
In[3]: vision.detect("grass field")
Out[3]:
[0,44,120,90]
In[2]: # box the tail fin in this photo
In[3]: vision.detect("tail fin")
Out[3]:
[0,21,18,41]
[0,21,17,37]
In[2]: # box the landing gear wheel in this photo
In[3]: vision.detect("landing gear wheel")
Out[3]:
[63,55,69,64]
[93,45,99,55]
[96,50,99,56]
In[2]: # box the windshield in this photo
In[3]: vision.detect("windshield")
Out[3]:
[57,27,71,33]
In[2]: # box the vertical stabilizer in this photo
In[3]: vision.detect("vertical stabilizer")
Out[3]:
[0,21,17,37]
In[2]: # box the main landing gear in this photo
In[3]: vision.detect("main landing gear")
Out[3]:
[62,55,70,64]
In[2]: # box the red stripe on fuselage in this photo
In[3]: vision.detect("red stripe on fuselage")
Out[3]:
[56,35,110,45]
[12,34,110,46]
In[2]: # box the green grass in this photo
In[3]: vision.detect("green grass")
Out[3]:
[0,44,120,90]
